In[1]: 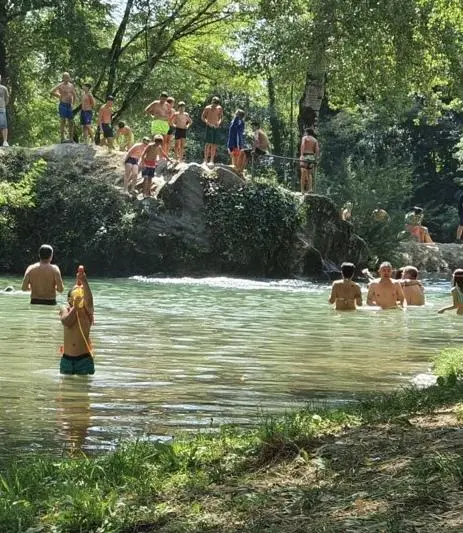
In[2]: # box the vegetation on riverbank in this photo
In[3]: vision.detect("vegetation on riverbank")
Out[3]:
[2,350,463,532]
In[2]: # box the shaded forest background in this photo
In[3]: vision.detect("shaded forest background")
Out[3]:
[2,0,463,245]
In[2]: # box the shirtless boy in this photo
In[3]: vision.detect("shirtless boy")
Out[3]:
[329,262,362,310]
[140,135,170,198]
[238,121,270,173]
[145,91,170,140]
[59,269,94,375]
[115,121,134,151]
[367,261,406,309]
[165,97,176,153]
[97,96,114,151]
[299,128,320,194]
[201,96,223,165]
[400,266,425,306]
[22,244,64,305]
[171,102,192,162]
[50,72,77,142]
[123,136,150,192]
[80,84,95,144]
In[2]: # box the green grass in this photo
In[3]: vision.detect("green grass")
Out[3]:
[2,381,463,532]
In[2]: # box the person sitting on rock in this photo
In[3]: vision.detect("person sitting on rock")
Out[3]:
[405,206,433,244]
[438,269,463,315]
[140,135,170,198]
[328,262,362,311]
[399,265,425,306]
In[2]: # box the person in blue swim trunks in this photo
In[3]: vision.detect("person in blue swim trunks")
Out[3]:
[80,83,95,144]
[50,72,77,143]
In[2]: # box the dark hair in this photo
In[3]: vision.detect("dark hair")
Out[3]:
[107,95,114,101]
[453,269,463,290]
[235,109,245,119]
[394,267,404,280]
[160,91,168,98]
[83,83,92,89]
[178,101,185,107]
[118,121,125,128]
[166,96,175,103]
[251,121,260,128]
[212,96,220,104]
[403,265,418,279]
[305,128,315,136]
[39,244,53,260]
[341,262,355,279]
[413,206,423,215]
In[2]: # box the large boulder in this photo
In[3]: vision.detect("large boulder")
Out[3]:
[297,194,368,276]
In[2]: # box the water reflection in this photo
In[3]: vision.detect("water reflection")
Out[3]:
[56,376,92,455]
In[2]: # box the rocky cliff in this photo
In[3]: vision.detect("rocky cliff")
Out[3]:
[0,145,367,277]
[400,242,463,273]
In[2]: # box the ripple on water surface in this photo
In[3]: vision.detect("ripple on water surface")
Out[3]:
[0,274,458,457]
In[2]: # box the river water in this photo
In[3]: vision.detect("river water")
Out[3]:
[0,275,458,458]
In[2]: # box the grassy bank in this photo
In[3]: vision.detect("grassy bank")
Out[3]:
[2,383,463,532]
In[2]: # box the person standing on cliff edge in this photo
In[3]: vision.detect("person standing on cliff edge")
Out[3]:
[0,75,10,147]
[22,244,64,305]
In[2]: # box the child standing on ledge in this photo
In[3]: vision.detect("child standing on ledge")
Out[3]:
[329,262,362,310]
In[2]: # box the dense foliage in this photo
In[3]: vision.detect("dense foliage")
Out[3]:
[205,178,302,276]
[1,1,463,265]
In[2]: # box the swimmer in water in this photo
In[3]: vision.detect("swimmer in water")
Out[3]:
[367,261,406,309]
[21,244,64,305]
[438,269,463,315]
[59,269,94,375]
[329,262,362,310]
[399,265,425,306]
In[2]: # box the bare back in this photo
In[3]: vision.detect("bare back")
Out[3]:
[22,262,64,300]
[301,135,319,155]
[329,279,362,310]
[401,280,425,306]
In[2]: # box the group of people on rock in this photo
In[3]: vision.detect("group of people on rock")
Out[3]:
[330,260,463,313]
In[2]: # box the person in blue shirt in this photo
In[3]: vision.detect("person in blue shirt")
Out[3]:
[227,109,245,169]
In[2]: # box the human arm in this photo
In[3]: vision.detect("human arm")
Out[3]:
[201,107,208,124]
[299,137,305,159]
[60,304,78,327]
[71,85,77,105]
[144,100,156,116]
[21,267,31,291]
[396,282,406,308]
[3,87,9,107]
[77,270,94,314]
[97,106,104,126]
[50,83,61,99]
[366,284,375,306]
[186,113,193,128]
[217,107,223,126]
[328,284,336,304]
[54,266,64,293]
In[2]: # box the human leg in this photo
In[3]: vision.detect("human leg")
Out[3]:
[1,128,8,146]
[124,163,132,191]
[457,225,463,240]
[130,164,139,190]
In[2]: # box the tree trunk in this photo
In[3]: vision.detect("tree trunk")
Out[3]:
[267,74,282,156]
[0,3,8,79]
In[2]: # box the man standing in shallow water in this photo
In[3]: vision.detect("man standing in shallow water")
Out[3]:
[367,261,406,309]
[22,244,64,305]
[59,269,94,375]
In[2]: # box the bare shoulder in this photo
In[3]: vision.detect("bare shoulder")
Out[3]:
[52,264,61,273]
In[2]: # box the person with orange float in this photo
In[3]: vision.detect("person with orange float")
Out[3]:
[59,266,95,375]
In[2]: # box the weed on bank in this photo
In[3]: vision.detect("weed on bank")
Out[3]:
[1,380,463,532]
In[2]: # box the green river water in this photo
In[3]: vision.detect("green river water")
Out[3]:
[0,275,458,458]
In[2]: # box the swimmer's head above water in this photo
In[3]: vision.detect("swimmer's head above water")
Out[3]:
[453,268,463,290]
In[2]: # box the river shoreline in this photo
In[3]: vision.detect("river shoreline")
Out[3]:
[1,382,463,532]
